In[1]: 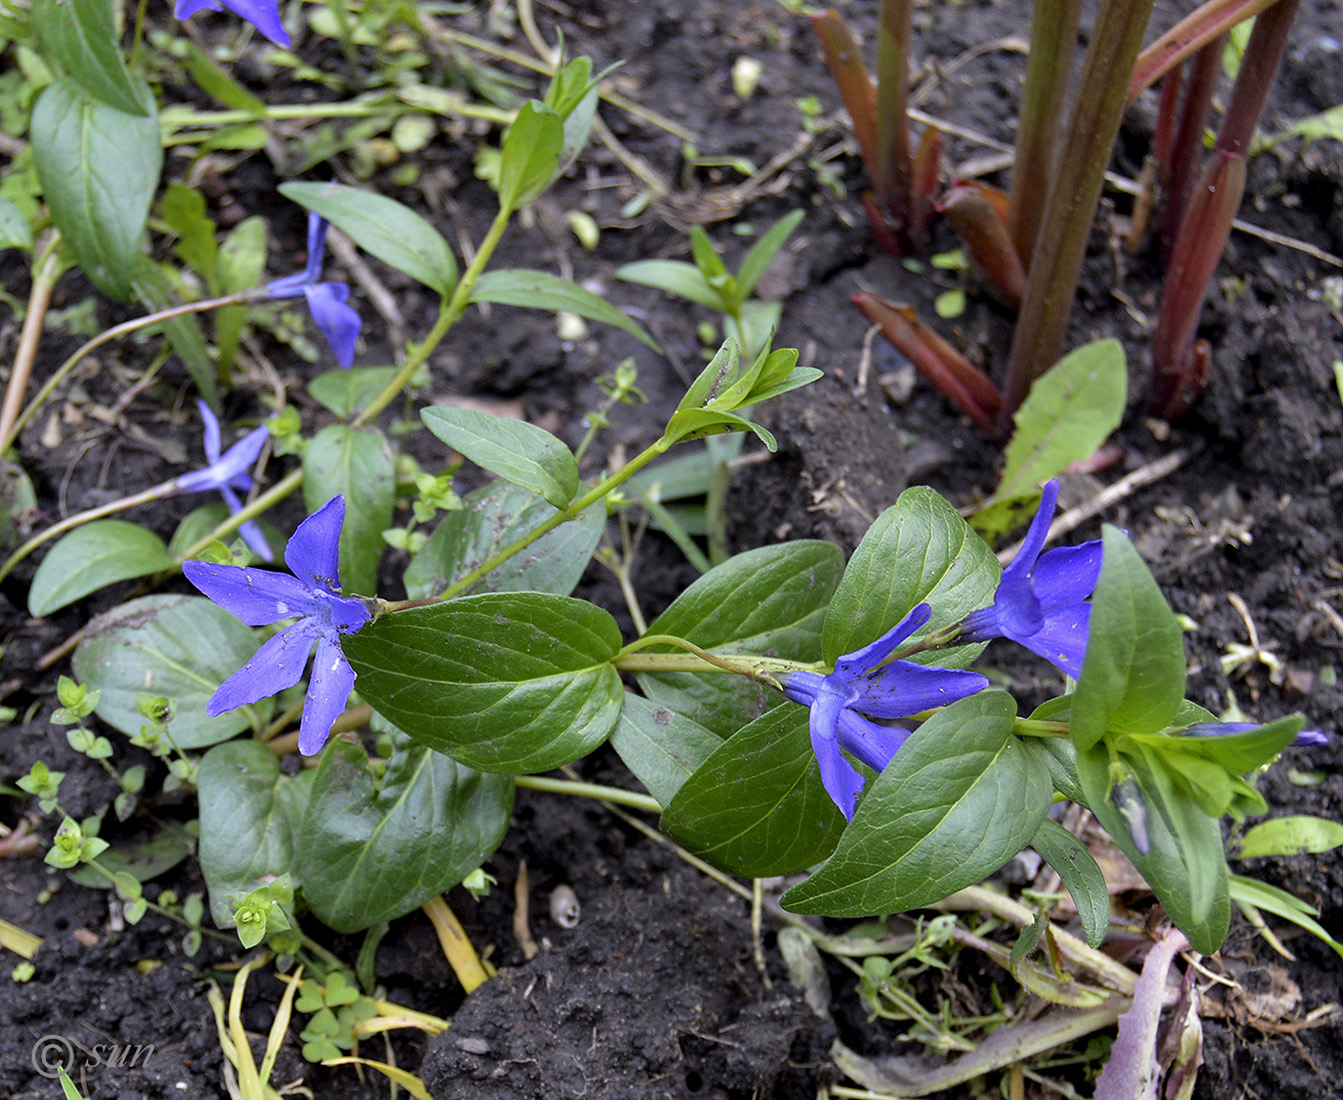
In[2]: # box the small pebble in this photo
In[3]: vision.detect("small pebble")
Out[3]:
[549,885,580,928]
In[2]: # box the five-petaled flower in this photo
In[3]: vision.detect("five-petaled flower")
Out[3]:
[263,212,362,368]
[780,604,989,820]
[174,400,272,561]
[959,479,1102,678]
[183,495,371,755]
[174,0,290,48]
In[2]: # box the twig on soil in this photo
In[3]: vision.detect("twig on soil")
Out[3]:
[513,860,540,961]
[0,234,62,453]
[422,895,492,992]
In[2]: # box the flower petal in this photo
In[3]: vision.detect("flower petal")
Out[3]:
[779,670,824,708]
[849,661,989,717]
[298,635,356,755]
[1004,479,1060,583]
[303,282,361,369]
[303,213,329,284]
[175,0,224,17]
[1033,541,1103,609]
[176,423,268,494]
[218,0,290,46]
[284,496,346,595]
[809,692,864,821]
[833,603,932,680]
[198,399,222,463]
[1016,602,1091,678]
[835,708,911,774]
[208,620,317,716]
[184,559,319,625]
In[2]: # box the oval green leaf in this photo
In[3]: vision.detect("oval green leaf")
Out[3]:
[198,741,313,926]
[497,100,564,211]
[32,76,160,301]
[1030,818,1110,948]
[471,268,658,350]
[1070,527,1186,751]
[636,541,844,736]
[403,480,604,600]
[609,693,721,809]
[73,595,275,748]
[279,181,458,297]
[1236,815,1343,860]
[663,705,846,876]
[33,0,149,117]
[824,486,999,669]
[781,692,1051,916]
[344,592,623,773]
[421,406,578,509]
[298,735,514,932]
[29,520,176,616]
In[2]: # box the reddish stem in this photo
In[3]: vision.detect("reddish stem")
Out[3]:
[939,182,1026,309]
[1160,37,1226,259]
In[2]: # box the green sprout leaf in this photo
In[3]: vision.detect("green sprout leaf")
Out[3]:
[279,181,458,297]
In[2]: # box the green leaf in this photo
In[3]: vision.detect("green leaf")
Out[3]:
[737,210,804,300]
[421,406,578,509]
[32,76,161,301]
[344,593,623,773]
[308,367,400,419]
[609,693,721,809]
[663,705,846,876]
[298,735,514,932]
[994,339,1127,505]
[73,596,275,748]
[636,541,844,736]
[470,268,657,350]
[496,100,564,210]
[403,480,603,600]
[1228,874,1343,959]
[1070,527,1186,752]
[824,486,999,669]
[302,425,394,596]
[278,181,457,297]
[782,692,1051,916]
[32,0,149,117]
[1075,741,1229,953]
[1235,815,1343,859]
[180,38,267,113]
[663,407,776,449]
[1029,818,1109,948]
[161,183,219,290]
[29,521,176,616]
[616,259,721,309]
[0,197,34,252]
[198,741,312,926]
[784,698,1052,918]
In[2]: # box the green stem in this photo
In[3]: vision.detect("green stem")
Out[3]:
[0,234,64,454]
[1011,718,1072,738]
[353,203,512,429]
[0,480,181,585]
[129,0,151,69]
[159,99,513,135]
[515,775,661,813]
[613,635,805,685]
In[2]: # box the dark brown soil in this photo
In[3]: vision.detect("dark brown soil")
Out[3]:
[3,1,1343,1098]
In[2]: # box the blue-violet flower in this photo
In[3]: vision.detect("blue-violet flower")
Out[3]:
[780,603,989,820]
[174,400,272,561]
[264,213,362,368]
[183,495,371,755]
[174,0,290,48]
[960,479,1102,678]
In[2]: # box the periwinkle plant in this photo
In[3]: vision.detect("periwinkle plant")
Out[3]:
[7,6,1336,1094]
